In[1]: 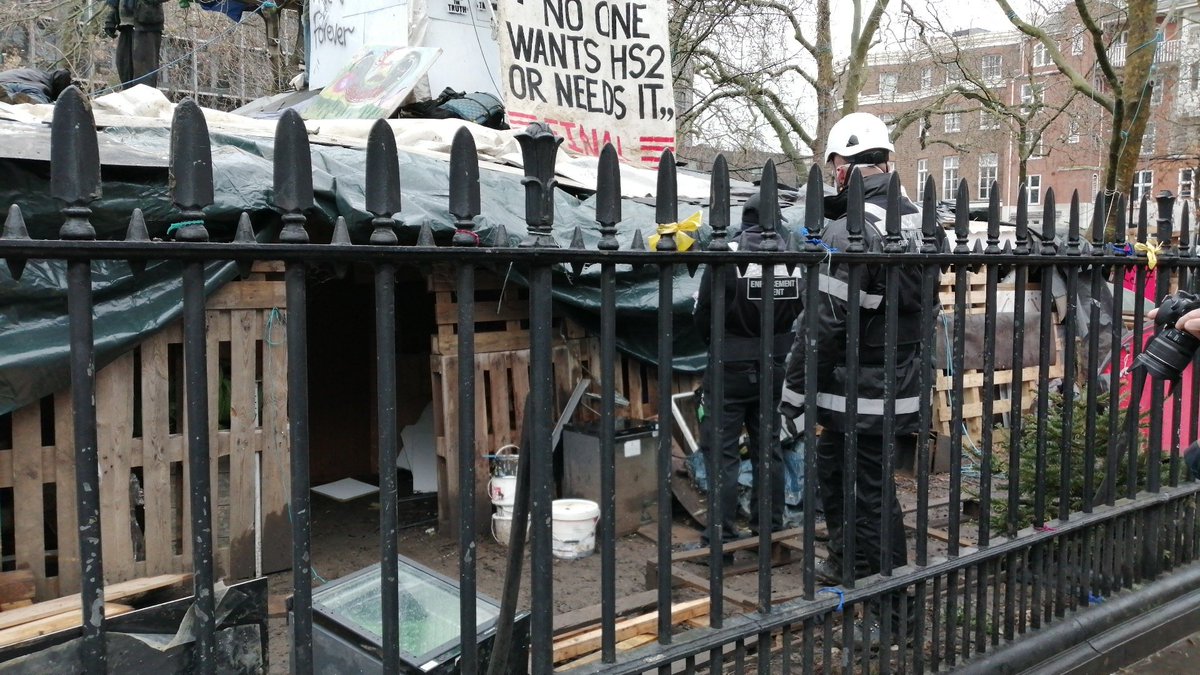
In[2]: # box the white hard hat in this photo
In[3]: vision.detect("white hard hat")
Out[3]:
[825,112,894,163]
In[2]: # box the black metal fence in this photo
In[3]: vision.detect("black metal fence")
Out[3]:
[2,87,1199,674]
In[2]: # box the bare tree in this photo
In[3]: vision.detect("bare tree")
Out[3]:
[671,0,898,172]
[994,0,1159,235]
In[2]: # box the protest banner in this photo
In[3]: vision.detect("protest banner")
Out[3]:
[498,0,677,166]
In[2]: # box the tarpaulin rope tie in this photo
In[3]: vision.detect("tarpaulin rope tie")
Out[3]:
[1109,242,1133,256]
[265,307,284,346]
[455,229,481,246]
[801,226,839,256]
[1088,593,1105,604]
[1135,240,1163,270]
[1035,525,1057,532]
[818,587,846,611]
[167,219,204,235]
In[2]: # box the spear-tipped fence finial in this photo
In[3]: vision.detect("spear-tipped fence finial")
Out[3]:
[170,98,214,242]
[597,143,622,251]
[273,109,313,244]
[367,119,402,246]
[51,86,100,241]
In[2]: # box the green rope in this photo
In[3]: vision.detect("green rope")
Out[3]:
[265,307,285,346]
[167,220,204,235]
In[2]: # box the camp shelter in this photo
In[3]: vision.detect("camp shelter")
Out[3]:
[0,86,804,599]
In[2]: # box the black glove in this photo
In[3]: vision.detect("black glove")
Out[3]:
[778,402,805,443]
[104,6,119,38]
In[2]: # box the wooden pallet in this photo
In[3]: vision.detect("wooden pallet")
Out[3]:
[0,263,289,601]
[428,265,538,354]
[552,598,710,670]
[932,279,1064,450]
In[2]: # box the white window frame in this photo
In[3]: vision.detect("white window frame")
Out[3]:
[1027,174,1042,206]
[944,111,962,133]
[1071,26,1085,55]
[1133,170,1154,202]
[982,55,1003,81]
[979,110,1000,130]
[1142,123,1156,155]
[1021,82,1041,106]
[921,67,933,90]
[880,72,899,96]
[1023,129,1045,157]
[1181,168,1195,200]
[916,158,929,195]
[1149,77,1163,105]
[1067,119,1080,144]
[979,153,999,200]
[1032,42,1051,67]
[943,156,960,201]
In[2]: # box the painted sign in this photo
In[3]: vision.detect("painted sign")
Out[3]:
[304,46,442,119]
[308,0,412,90]
[497,0,677,166]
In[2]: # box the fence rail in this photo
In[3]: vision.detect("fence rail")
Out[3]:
[0,86,1199,673]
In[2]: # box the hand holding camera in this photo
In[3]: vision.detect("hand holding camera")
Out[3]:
[1139,291,1200,379]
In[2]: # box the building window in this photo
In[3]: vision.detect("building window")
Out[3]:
[1028,174,1042,206]
[917,158,929,195]
[1181,169,1194,200]
[1032,42,1050,67]
[1142,123,1156,155]
[946,67,963,84]
[982,55,1003,80]
[1071,25,1085,55]
[979,153,999,200]
[943,156,960,201]
[1022,129,1045,157]
[944,111,962,133]
[1021,82,1041,106]
[1132,170,1154,202]
[1067,119,1080,143]
[921,67,933,90]
[880,72,899,96]
[1149,77,1163,105]
[980,110,1001,130]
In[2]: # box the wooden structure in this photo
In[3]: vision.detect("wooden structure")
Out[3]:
[932,271,1064,450]
[428,266,701,536]
[0,263,289,601]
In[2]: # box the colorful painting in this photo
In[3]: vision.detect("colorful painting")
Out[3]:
[304,45,442,120]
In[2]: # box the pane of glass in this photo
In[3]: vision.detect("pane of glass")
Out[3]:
[315,562,501,659]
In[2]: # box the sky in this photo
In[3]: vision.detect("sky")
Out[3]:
[830,0,1040,57]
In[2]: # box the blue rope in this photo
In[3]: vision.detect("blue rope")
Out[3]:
[817,587,845,611]
[801,226,839,253]
[265,307,284,346]
[167,219,204,235]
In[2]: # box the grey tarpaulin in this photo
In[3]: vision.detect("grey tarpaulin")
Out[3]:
[0,122,807,414]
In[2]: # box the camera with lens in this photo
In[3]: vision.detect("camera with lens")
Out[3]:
[1136,290,1200,380]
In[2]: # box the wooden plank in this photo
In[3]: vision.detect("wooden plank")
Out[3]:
[551,598,710,663]
[434,296,530,325]
[260,309,291,575]
[205,281,287,311]
[661,566,757,611]
[0,603,133,647]
[555,633,658,671]
[11,405,46,599]
[0,569,36,607]
[250,261,285,274]
[207,310,226,578]
[96,353,136,585]
[141,334,173,576]
[0,573,189,632]
[552,589,662,635]
[227,310,258,580]
[53,392,80,595]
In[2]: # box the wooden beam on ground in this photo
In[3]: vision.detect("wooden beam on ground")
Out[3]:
[555,633,658,671]
[553,589,662,636]
[0,573,188,632]
[0,603,133,647]
[552,598,710,664]
[655,565,757,612]
[670,527,802,564]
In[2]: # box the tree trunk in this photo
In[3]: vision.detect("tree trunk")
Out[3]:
[813,0,835,167]
[1105,0,1157,238]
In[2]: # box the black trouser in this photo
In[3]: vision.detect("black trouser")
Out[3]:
[702,357,786,543]
[115,26,162,89]
[817,431,910,576]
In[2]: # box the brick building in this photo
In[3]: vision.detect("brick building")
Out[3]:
[855,0,1198,227]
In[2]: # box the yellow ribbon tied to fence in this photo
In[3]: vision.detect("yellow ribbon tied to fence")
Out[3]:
[648,212,702,252]
[1134,240,1163,270]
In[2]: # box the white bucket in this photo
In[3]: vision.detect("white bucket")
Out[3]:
[551,499,600,560]
[492,512,513,546]
[488,474,517,509]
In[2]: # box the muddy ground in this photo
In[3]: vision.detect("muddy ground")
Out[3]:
[262,472,968,672]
